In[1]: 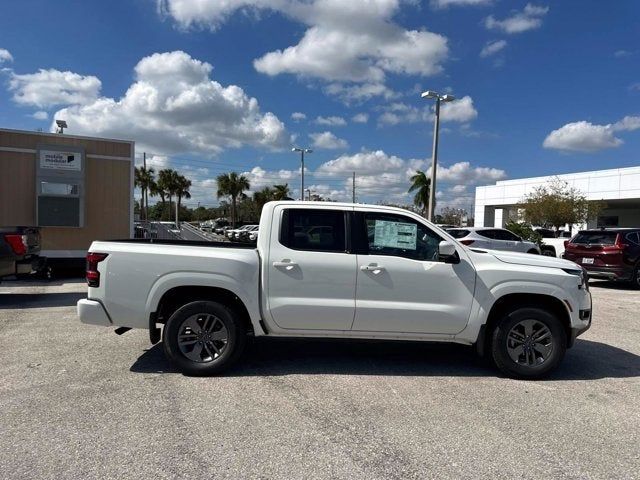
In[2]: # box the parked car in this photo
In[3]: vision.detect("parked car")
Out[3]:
[226,224,252,240]
[237,225,259,241]
[563,228,640,288]
[446,227,541,254]
[0,227,43,280]
[78,201,592,379]
[248,229,259,243]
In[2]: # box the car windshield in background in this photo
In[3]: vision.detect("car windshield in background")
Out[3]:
[447,229,469,239]
[572,231,618,245]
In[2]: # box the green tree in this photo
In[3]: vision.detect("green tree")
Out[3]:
[273,183,292,200]
[216,172,250,227]
[134,166,155,221]
[439,207,467,226]
[157,169,181,221]
[408,170,432,217]
[253,186,275,213]
[505,221,543,246]
[519,178,604,230]
[175,174,192,214]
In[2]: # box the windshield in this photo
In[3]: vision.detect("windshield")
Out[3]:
[571,231,618,245]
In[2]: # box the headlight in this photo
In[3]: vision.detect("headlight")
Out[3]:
[562,267,589,290]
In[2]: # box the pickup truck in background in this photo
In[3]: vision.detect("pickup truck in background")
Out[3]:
[78,201,592,379]
[0,227,43,280]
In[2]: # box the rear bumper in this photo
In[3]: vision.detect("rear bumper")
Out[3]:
[583,266,632,281]
[16,255,45,275]
[77,299,112,327]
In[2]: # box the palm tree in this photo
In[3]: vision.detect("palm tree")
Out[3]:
[216,172,250,227]
[408,170,432,218]
[158,169,181,221]
[253,186,275,212]
[273,183,292,200]
[175,174,192,214]
[134,166,155,221]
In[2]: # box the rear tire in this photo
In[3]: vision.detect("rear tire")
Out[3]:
[491,307,566,379]
[631,264,640,290]
[163,300,246,376]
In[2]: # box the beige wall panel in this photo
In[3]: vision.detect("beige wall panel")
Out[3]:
[0,151,36,225]
[0,131,132,158]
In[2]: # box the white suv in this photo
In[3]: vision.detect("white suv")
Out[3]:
[447,227,541,254]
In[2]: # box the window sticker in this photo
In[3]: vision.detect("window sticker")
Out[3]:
[373,220,417,250]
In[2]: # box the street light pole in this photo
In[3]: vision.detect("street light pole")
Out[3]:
[292,147,313,200]
[421,90,456,222]
[429,96,440,223]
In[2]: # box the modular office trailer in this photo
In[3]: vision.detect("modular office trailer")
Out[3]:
[0,128,134,271]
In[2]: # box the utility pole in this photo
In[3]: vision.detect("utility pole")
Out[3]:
[352,172,356,203]
[143,152,147,221]
[292,147,313,200]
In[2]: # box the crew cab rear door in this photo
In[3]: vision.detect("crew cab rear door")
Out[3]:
[265,205,356,331]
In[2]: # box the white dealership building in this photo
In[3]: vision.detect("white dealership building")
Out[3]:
[474,165,640,229]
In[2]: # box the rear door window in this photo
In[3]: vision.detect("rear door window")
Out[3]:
[572,231,618,245]
[477,229,497,239]
[280,209,346,252]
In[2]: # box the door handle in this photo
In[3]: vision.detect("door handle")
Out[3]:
[273,260,298,270]
[360,264,385,273]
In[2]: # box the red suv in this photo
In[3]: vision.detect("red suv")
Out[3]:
[563,228,640,288]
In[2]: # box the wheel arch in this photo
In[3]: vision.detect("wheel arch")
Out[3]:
[479,293,571,356]
[152,286,259,337]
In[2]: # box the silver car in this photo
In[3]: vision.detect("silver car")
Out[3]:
[446,227,541,254]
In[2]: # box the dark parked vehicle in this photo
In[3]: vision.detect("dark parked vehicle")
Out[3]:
[0,227,43,280]
[563,228,640,288]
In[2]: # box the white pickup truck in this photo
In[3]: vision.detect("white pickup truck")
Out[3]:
[78,201,592,379]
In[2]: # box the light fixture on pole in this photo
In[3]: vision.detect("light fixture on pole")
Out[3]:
[421,91,455,222]
[55,119,67,134]
[292,147,312,200]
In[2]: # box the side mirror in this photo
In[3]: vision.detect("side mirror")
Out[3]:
[438,240,459,264]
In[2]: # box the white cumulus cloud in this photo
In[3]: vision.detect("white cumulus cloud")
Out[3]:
[314,115,346,126]
[484,3,549,34]
[9,69,102,108]
[291,111,306,121]
[309,131,349,150]
[352,113,369,123]
[32,111,48,120]
[431,0,492,8]
[0,48,13,64]
[50,51,289,155]
[543,121,621,152]
[480,39,507,57]
[160,1,449,102]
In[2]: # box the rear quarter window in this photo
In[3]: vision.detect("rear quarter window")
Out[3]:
[447,229,469,239]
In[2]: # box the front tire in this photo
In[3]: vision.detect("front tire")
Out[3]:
[163,300,246,376]
[491,307,567,379]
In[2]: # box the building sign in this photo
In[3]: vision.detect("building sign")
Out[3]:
[39,150,82,171]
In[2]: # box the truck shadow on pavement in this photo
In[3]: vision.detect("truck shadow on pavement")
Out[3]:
[0,292,85,309]
[130,337,640,381]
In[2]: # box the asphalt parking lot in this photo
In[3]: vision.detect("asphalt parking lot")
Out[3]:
[1,279,639,479]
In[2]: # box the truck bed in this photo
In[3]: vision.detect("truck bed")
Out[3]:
[105,238,256,249]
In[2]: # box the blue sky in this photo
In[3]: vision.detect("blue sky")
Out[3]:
[1,0,639,209]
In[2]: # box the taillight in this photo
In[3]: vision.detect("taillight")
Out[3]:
[86,252,108,287]
[564,240,569,248]
[4,234,28,256]
[460,239,475,246]
[603,234,627,252]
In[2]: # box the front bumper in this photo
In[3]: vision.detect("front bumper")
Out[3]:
[568,290,592,347]
[77,299,112,326]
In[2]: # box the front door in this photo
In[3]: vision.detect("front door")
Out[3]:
[352,211,475,334]
[266,206,356,331]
